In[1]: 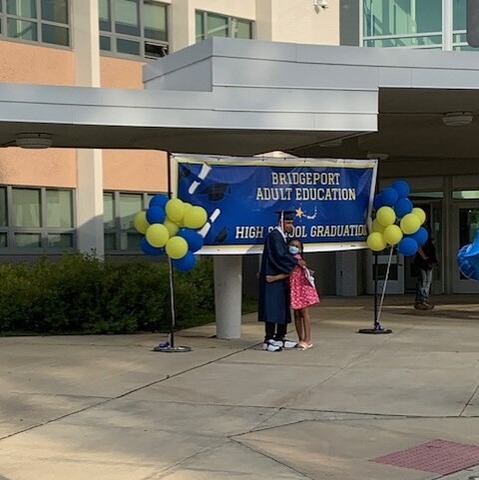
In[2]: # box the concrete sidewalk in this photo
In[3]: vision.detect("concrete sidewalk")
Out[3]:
[0,295,478,480]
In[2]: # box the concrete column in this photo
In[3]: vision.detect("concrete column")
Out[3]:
[335,251,358,296]
[170,0,193,52]
[72,0,104,256]
[214,256,243,339]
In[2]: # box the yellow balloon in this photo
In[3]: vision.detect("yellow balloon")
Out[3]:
[367,232,387,252]
[411,207,426,225]
[376,206,396,227]
[400,213,421,235]
[134,211,149,234]
[383,224,403,245]
[183,206,208,229]
[145,224,169,248]
[165,198,186,223]
[372,219,385,233]
[165,236,188,259]
[178,203,193,227]
[163,218,179,237]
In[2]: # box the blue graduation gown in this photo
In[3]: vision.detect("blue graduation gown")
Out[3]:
[258,229,299,324]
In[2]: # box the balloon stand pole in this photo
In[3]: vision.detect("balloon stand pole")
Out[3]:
[153,154,192,353]
[358,249,392,334]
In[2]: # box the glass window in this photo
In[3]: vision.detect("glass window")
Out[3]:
[195,10,253,43]
[46,189,73,228]
[104,191,159,252]
[12,188,40,227]
[7,0,36,18]
[15,233,41,248]
[363,0,442,48]
[7,18,37,40]
[0,233,7,248]
[453,190,479,199]
[453,0,466,31]
[41,0,68,23]
[0,187,7,226]
[103,192,115,229]
[2,0,71,46]
[48,232,73,248]
[100,0,168,58]
[119,193,142,229]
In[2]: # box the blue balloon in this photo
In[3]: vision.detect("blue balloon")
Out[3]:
[373,194,384,210]
[140,237,165,256]
[172,251,197,271]
[149,194,169,209]
[177,228,204,253]
[394,198,413,218]
[391,180,410,199]
[380,187,399,207]
[146,206,166,224]
[457,244,479,280]
[398,237,418,256]
[410,227,428,246]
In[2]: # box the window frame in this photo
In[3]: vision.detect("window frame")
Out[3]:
[195,9,254,43]
[99,0,169,60]
[0,0,71,48]
[0,185,76,254]
[103,191,157,253]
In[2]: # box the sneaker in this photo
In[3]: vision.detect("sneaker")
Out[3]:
[274,338,298,349]
[414,303,428,310]
[262,339,282,352]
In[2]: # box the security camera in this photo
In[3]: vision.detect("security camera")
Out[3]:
[313,0,329,7]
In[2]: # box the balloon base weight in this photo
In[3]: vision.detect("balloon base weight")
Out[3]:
[153,343,192,352]
[358,327,392,334]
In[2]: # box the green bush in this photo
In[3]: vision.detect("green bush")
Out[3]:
[0,254,214,335]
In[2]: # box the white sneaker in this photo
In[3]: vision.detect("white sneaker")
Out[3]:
[275,338,298,349]
[262,340,282,352]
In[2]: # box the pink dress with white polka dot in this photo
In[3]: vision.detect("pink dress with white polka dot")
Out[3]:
[290,254,320,310]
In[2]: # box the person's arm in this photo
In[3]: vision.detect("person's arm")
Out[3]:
[266,231,299,273]
[266,273,290,283]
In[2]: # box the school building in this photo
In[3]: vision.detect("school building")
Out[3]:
[0,0,478,302]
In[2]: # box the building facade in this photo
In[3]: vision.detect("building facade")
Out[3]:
[1,0,477,298]
[0,0,338,262]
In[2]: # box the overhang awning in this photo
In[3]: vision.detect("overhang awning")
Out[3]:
[0,38,478,159]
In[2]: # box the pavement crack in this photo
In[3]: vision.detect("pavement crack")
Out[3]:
[460,382,479,417]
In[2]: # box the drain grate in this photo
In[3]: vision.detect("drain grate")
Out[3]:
[372,439,479,475]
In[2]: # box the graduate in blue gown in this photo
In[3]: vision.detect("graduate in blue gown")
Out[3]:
[258,211,304,352]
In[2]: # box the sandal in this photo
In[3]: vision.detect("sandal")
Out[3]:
[298,341,313,350]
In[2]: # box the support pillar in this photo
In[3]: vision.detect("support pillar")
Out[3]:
[214,256,243,339]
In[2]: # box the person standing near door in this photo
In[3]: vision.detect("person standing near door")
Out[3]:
[414,231,438,310]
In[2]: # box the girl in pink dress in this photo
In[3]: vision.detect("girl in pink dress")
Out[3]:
[266,239,320,349]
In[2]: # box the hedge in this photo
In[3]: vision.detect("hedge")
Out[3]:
[0,254,214,335]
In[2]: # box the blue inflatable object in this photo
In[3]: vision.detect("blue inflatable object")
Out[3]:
[410,226,428,246]
[146,206,166,224]
[398,237,418,256]
[177,228,204,253]
[140,237,165,256]
[172,251,197,271]
[373,193,384,210]
[457,244,479,280]
[149,194,169,209]
[394,197,413,218]
[391,179,411,199]
[380,187,399,207]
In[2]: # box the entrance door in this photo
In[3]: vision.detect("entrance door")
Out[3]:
[452,203,479,293]
[366,247,404,294]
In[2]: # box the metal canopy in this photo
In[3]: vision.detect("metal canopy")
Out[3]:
[0,38,478,159]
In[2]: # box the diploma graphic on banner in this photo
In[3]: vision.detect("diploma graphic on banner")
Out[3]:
[174,154,378,254]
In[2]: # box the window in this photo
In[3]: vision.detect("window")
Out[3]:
[0,186,74,252]
[0,0,70,46]
[99,0,168,59]
[195,10,253,43]
[452,0,478,50]
[103,191,155,252]
[362,0,442,49]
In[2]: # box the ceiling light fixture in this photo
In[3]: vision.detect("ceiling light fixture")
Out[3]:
[442,112,473,127]
[15,133,53,149]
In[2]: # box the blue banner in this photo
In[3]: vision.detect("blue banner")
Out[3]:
[174,155,377,254]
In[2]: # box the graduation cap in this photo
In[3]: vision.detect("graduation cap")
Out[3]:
[276,210,295,222]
